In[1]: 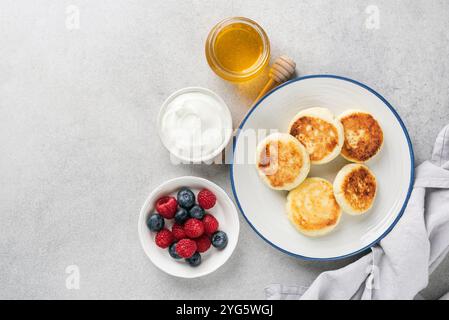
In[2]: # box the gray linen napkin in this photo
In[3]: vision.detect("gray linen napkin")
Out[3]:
[266,124,449,300]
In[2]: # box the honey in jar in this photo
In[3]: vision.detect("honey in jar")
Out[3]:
[206,17,270,82]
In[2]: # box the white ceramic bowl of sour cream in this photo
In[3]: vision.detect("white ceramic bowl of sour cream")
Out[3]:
[157,87,233,163]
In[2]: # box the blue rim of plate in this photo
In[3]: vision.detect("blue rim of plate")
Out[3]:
[230,74,415,261]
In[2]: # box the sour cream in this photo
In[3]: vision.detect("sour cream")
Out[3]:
[158,88,232,162]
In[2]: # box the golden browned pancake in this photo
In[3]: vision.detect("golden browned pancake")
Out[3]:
[288,108,344,165]
[286,178,342,237]
[333,164,377,215]
[338,110,384,163]
[256,133,310,191]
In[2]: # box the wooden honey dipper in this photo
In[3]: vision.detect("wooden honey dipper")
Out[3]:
[234,55,297,130]
[254,55,296,103]
[226,55,297,156]
[223,55,297,162]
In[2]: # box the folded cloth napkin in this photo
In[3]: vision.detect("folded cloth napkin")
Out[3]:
[266,124,449,300]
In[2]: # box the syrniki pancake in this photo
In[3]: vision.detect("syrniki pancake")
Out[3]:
[256,133,310,191]
[338,110,384,163]
[288,107,344,165]
[286,178,342,237]
[333,164,377,215]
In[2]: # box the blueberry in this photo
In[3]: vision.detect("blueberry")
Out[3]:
[146,213,164,232]
[186,252,201,267]
[174,207,189,224]
[189,205,205,219]
[177,187,195,209]
[211,231,228,249]
[168,243,181,259]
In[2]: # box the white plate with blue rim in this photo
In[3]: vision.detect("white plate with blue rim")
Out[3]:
[231,75,414,260]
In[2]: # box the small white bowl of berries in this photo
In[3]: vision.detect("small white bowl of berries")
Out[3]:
[138,176,240,278]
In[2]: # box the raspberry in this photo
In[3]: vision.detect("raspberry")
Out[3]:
[197,189,217,210]
[155,228,174,249]
[155,196,177,219]
[175,239,197,258]
[203,214,219,235]
[184,218,205,239]
[172,223,187,241]
[195,235,211,253]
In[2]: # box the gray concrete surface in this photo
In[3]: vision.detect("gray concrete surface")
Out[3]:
[1,0,448,299]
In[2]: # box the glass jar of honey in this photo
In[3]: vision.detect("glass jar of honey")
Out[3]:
[205,17,270,82]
